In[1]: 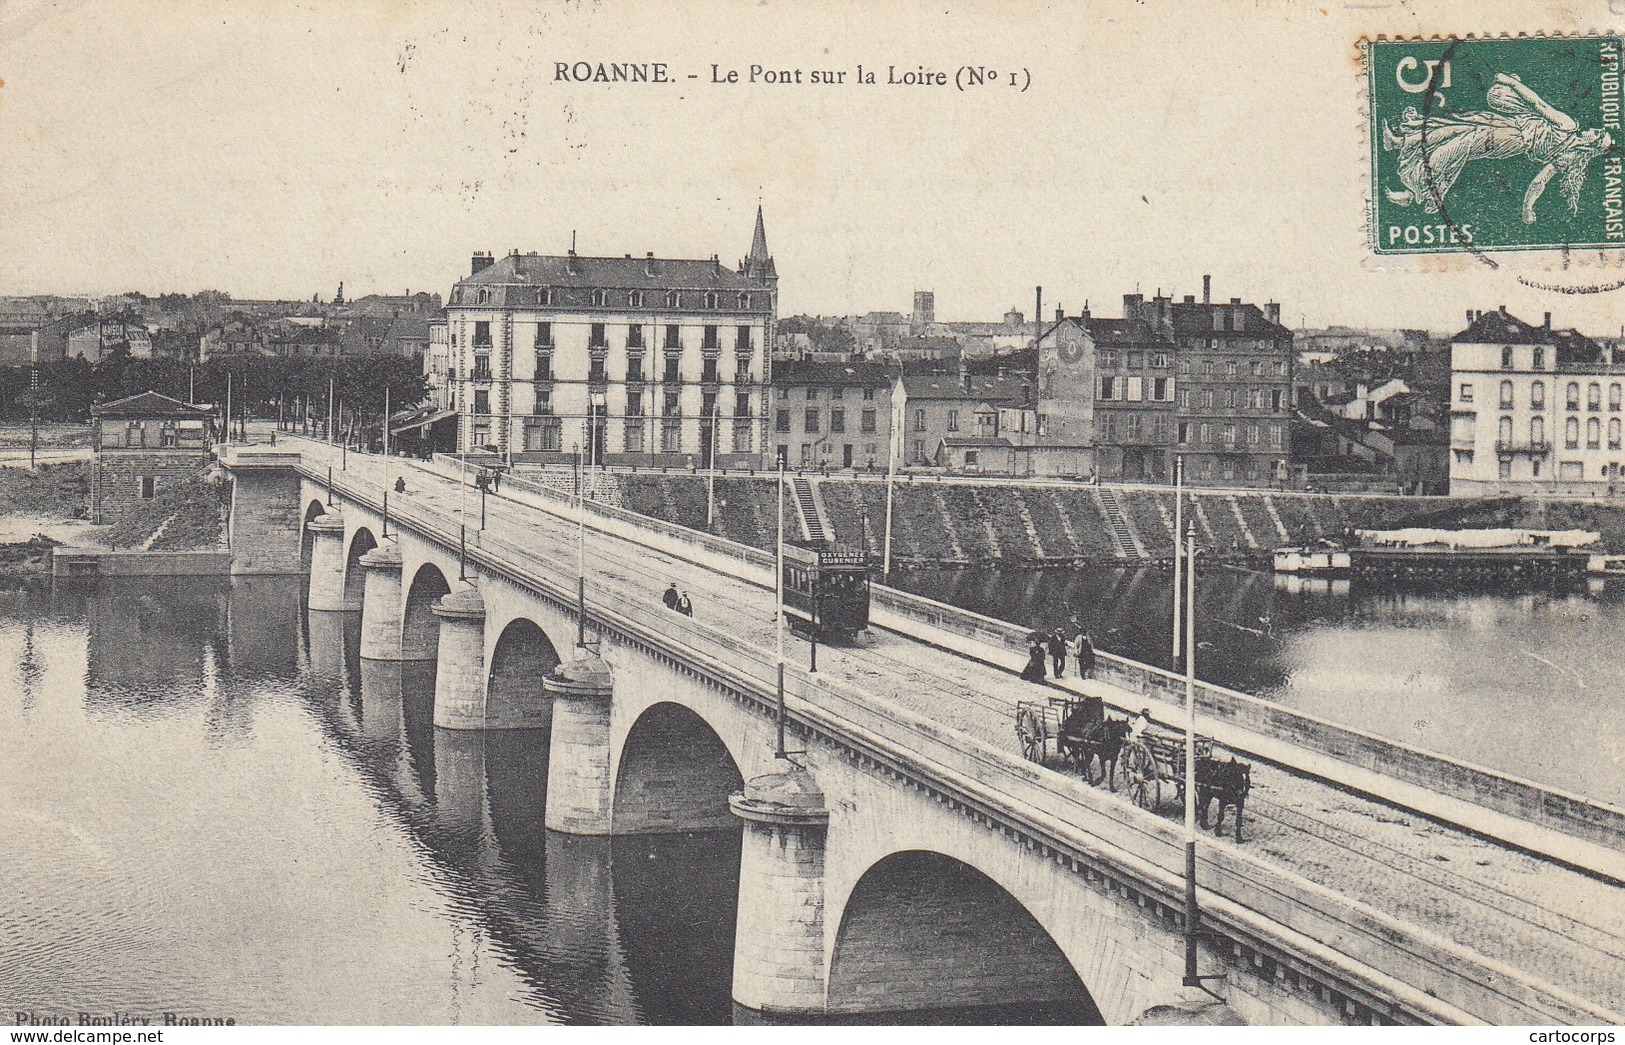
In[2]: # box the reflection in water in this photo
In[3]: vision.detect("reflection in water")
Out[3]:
[891,565,1625,803]
[0,577,750,1025]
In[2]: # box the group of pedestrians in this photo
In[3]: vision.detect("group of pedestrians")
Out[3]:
[1021,615,1096,683]
[662,582,694,617]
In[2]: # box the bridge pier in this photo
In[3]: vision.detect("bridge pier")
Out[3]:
[431,585,487,729]
[222,453,305,575]
[729,764,830,1017]
[357,541,404,661]
[543,652,615,835]
[305,511,350,611]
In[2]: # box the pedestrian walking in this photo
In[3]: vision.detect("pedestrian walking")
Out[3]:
[1076,631,1097,679]
[662,582,680,610]
[1020,634,1047,683]
[676,591,694,617]
[1048,628,1067,678]
[394,476,406,494]
[491,470,501,493]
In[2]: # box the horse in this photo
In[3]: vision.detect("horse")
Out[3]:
[1060,711,1132,790]
[1196,757,1252,842]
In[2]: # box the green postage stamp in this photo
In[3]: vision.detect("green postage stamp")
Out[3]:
[1367,35,1625,255]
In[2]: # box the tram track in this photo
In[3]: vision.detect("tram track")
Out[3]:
[322,452,1625,1012]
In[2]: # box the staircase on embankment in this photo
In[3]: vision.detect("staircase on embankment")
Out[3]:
[792,476,829,544]
[1095,488,1145,559]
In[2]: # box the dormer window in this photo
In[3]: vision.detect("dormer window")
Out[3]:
[738,292,751,309]
[476,288,492,305]
[629,290,644,308]
[665,291,680,308]
[539,287,553,306]
[591,289,607,308]
[704,291,718,309]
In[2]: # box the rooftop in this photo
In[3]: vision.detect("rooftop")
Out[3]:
[770,358,894,388]
[455,252,771,293]
[92,390,211,419]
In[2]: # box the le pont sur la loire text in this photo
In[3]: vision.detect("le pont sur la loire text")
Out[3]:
[552,62,1031,92]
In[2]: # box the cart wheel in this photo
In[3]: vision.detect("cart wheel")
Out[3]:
[1123,742,1160,811]
[1017,709,1043,763]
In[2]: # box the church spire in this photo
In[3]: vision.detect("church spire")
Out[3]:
[748,204,769,264]
[743,204,776,281]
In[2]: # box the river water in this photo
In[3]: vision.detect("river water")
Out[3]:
[0,576,1097,1026]
[0,576,741,1025]
[2,569,1619,1024]
[888,564,1625,807]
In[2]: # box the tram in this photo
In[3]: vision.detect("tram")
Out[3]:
[782,542,872,642]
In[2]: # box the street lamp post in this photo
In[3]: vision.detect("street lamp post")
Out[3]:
[775,450,787,758]
[706,400,720,530]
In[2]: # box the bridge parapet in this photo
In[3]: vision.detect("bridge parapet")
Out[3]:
[299,446,1621,1026]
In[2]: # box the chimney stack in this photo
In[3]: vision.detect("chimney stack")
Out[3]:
[1055,306,1064,321]
[1499,304,1508,316]
[1265,302,1281,325]
[1466,309,1475,325]
[644,251,656,277]
[1544,311,1552,330]
[471,251,494,275]
[1202,275,1212,304]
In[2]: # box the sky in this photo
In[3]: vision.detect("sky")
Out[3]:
[3,0,1625,334]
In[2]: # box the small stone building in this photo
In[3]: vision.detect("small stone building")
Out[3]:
[89,391,214,524]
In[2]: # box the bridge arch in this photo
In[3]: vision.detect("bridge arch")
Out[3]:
[826,849,1102,1023]
[487,617,563,729]
[343,527,378,611]
[612,701,744,834]
[300,498,327,570]
[402,563,451,662]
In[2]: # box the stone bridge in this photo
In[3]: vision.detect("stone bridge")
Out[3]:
[218,442,1623,1026]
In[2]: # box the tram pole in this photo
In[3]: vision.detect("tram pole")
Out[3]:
[458,453,467,582]
[575,441,586,650]
[1183,521,1200,986]
[775,451,787,758]
[706,400,719,530]
[882,411,897,579]
[1173,455,1184,662]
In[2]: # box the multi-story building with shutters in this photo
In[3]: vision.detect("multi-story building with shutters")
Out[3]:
[1447,307,1622,495]
[445,208,777,466]
[1170,280,1295,486]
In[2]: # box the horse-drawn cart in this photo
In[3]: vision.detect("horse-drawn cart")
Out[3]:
[1119,725,1213,812]
[1015,694,1253,841]
[1015,696,1133,787]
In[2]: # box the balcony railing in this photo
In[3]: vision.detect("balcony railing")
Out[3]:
[1494,440,1551,455]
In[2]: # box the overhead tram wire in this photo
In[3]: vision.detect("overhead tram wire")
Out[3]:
[322,456,1621,960]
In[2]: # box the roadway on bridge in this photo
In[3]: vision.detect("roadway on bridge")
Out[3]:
[305,444,1624,1019]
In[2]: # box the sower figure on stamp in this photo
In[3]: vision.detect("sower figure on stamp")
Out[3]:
[1383,73,1614,223]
